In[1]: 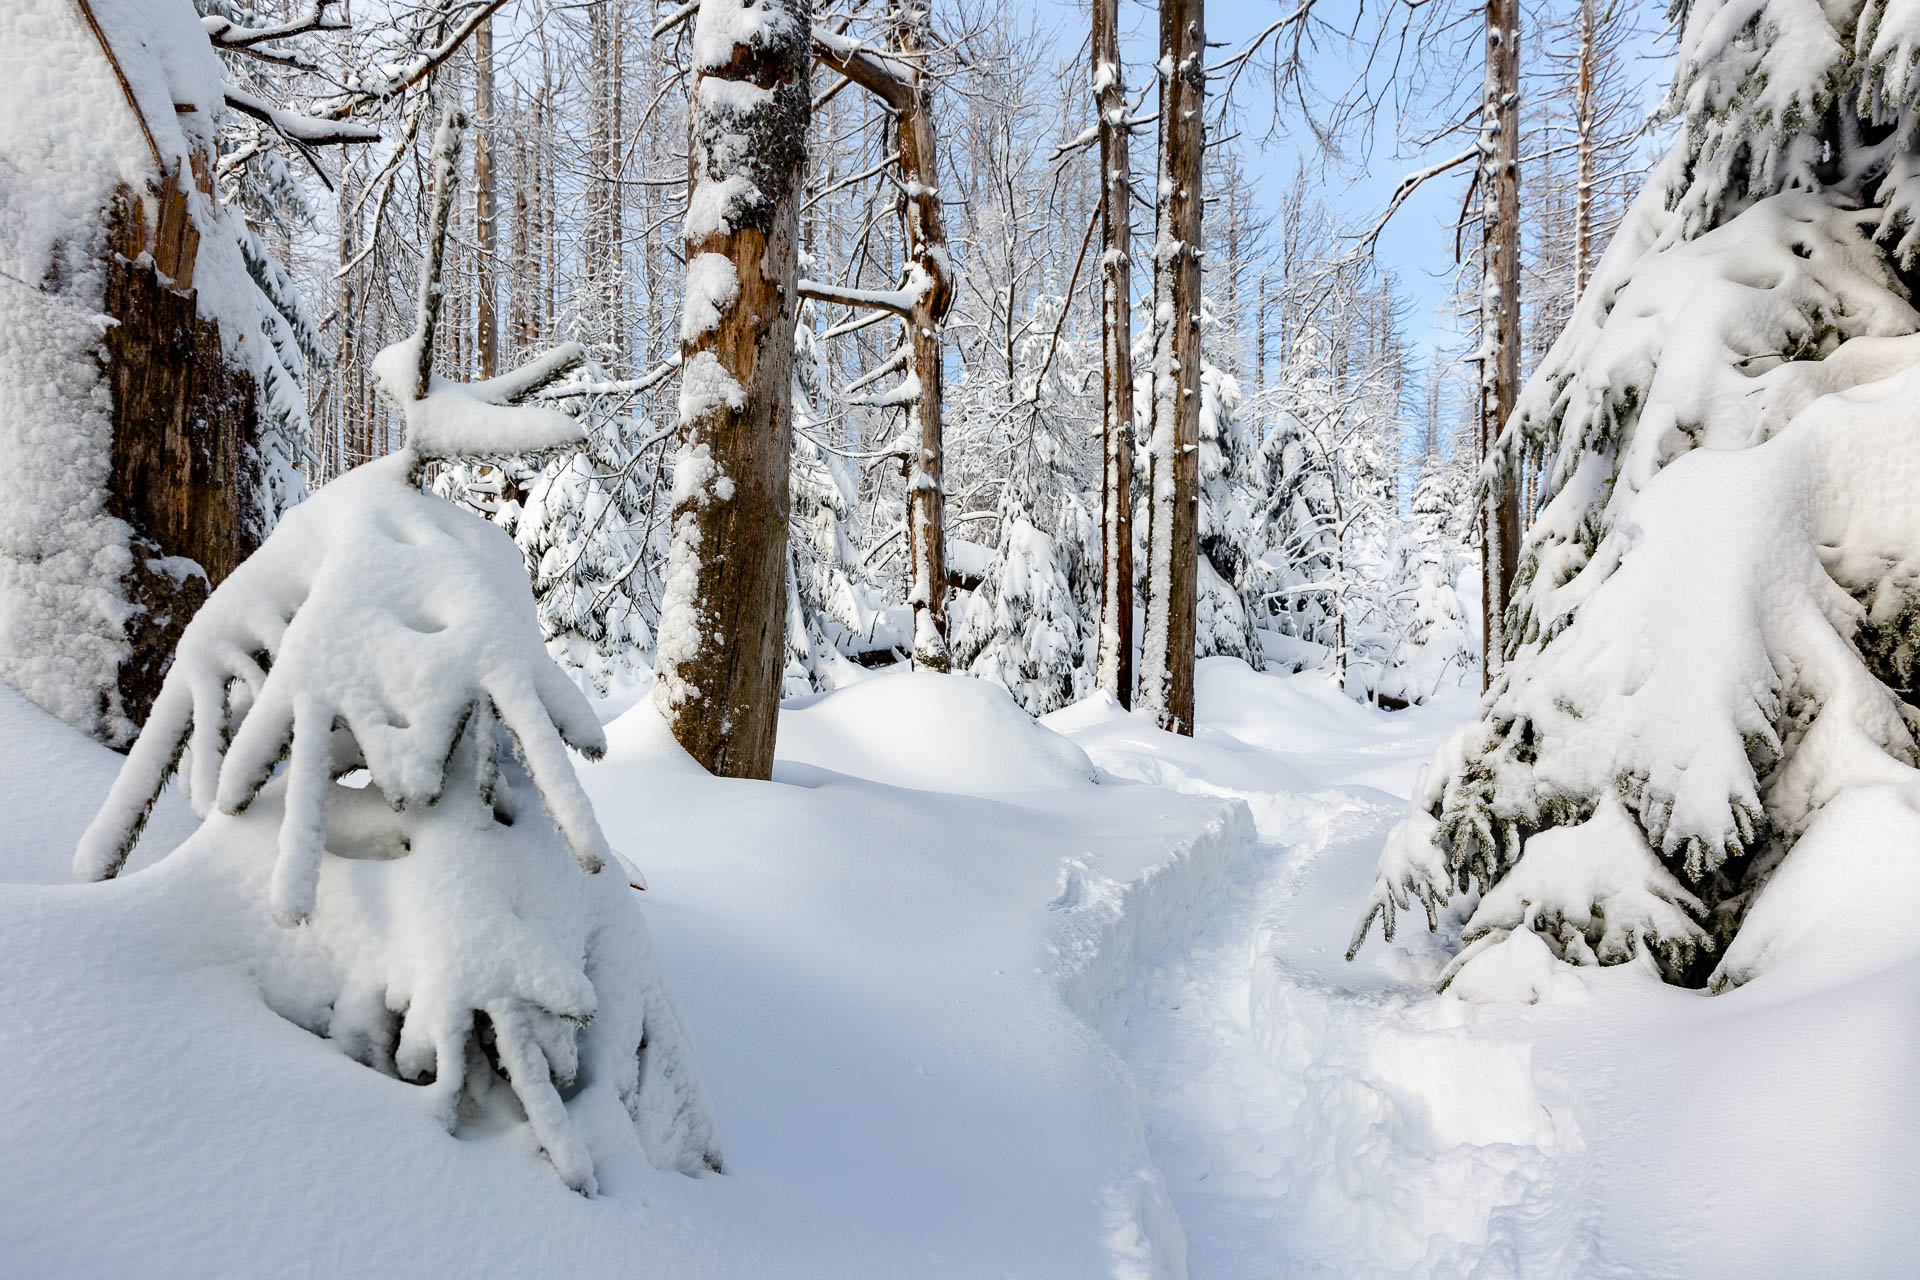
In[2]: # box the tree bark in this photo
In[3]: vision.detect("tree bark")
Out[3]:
[474,16,498,378]
[1092,0,1135,708]
[1478,0,1523,689]
[1136,0,1203,736]
[652,0,811,779]
[102,149,273,735]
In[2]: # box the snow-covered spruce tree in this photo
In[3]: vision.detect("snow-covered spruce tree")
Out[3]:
[1254,363,1341,663]
[1391,450,1476,700]
[950,446,1088,716]
[435,368,666,699]
[951,295,1092,717]
[1195,359,1265,667]
[1353,0,1920,988]
[74,120,720,1190]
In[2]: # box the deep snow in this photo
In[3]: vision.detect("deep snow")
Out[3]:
[2,659,1916,1276]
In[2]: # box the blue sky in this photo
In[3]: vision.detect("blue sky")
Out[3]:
[1034,0,1675,368]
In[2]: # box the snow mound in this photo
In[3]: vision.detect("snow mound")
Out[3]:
[775,669,1096,793]
[0,683,194,885]
[1194,658,1391,754]
[1712,784,1920,991]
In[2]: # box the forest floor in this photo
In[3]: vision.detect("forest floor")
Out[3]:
[1,659,1915,1276]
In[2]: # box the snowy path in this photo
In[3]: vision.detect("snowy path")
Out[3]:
[1059,665,1588,1277]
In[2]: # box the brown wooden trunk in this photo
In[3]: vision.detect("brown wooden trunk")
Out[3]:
[652,0,811,779]
[1479,0,1524,689]
[102,165,265,733]
[1093,0,1136,708]
[474,16,499,378]
[891,8,952,672]
[1137,0,1204,736]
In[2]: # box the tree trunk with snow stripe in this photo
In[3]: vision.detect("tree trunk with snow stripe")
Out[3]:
[652,0,811,779]
[1137,0,1204,736]
[1477,0,1523,687]
[1092,0,1136,708]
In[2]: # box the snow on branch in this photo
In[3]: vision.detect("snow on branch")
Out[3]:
[811,25,917,110]
[797,277,921,318]
[372,110,587,460]
[203,1,348,49]
[223,86,380,146]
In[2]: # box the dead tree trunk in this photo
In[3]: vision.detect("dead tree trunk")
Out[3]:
[1136,0,1204,736]
[1573,0,1597,301]
[1092,0,1136,708]
[474,15,498,378]
[810,16,954,670]
[651,0,811,779]
[1478,0,1523,689]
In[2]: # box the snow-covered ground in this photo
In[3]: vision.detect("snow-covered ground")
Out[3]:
[1,659,1915,1276]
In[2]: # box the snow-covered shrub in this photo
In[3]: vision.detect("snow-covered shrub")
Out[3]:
[73,334,721,1191]
[1354,0,1920,988]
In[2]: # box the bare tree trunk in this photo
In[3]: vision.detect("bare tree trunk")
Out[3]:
[652,0,811,779]
[890,6,952,671]
[510,88,533,359]
[474,16,498,378]
[1478,0,1523,689]
[1092,0,1136,708]
[1574,0,1596,300]
[1136,0,1203,736]
[812,14,954,670]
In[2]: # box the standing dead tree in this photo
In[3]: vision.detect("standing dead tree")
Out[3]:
[807,9,956,670]
[1136,0,1206,736]
[1477,0,1523,687]
[651,0,813,779]
[1091,0,1136,708]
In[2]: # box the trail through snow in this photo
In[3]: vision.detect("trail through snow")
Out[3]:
[1055,661,1589,1277]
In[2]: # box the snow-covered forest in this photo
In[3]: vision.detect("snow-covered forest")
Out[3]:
[4,0,1918,1271]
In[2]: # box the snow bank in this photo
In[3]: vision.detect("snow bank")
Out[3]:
[1050,802,1258,1044]
[775,668,1095,792]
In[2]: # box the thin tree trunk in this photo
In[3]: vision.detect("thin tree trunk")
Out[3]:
[474,17,498,378]
[1478,0,1523,689]
[1574,0,1596,300]
[891,6,952,671]
[1137,0,1204,736]
[652,0,811,779]
[1092,0,1135,707]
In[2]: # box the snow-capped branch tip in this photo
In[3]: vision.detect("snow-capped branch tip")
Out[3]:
[365,108,588,461]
